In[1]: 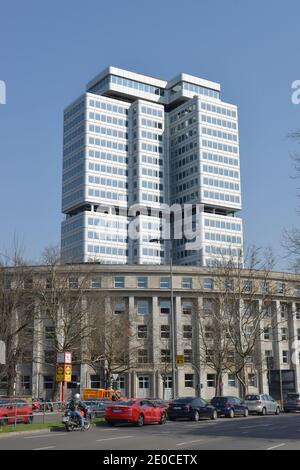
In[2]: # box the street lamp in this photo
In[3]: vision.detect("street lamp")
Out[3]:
[150,237,176,399]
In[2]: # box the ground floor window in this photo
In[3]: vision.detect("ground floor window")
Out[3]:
[207,373,216,388]
[138,376,149,389]
[44,375,54,390]
[90,374,101,388]
[21,375,31,391]
[162,375,172,389]
[185,374,194,388]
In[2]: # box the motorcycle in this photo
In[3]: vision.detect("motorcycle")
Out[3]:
[62,408,91,432]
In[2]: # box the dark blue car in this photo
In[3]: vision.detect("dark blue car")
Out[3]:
[210,396,248,418]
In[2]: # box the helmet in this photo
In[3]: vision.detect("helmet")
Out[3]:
[73,393,80,400]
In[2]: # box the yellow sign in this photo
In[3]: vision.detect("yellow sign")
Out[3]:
[176,355,184,365]
[56,364,72,382]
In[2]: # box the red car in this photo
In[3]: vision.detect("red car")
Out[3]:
[0,398,33,425]
[105,399,167,426]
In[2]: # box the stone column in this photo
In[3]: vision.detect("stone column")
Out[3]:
[32,300,42,398]
[290,302,300,392]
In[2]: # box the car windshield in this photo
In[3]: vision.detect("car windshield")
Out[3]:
[0,400,9,405]
[244,395,260,401]
[172,398,193,404]
[287,393,300,399]
[211,397,228,404]
[112,400,135,406]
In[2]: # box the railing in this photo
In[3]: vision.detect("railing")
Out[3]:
[0,401,67,429]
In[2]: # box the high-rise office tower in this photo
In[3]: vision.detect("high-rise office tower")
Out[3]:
[61,66,243,265]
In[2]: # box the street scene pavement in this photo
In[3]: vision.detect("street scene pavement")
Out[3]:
[0,414,300,450]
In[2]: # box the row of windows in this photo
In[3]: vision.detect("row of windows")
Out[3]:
[87,245,128,256]
[89,124,128,140]
[88,162,127,176]
[140,130,162,141]
[63,150,84,170]
[88,98,129,115]
[140,105,163,117]
[205,245,241,256]
[88,188,127,201]
[203,177,240,191]
[170,141,198,158]
[89,112,128,127]
[141,248,164,257]
[203,190,241,204]
[141,167,163,178]
[62,189,84,207]
[141,180,163,190]
[88,175,127,189]
[64,113,85,133]
[61,232,83,247]
[61,218,83,235]
[141,193,164,203]
[174,166,198,181]
[205,232,242,244]
[141,118,163,129]
[64,100,85,121]
[171,128,197,147]
[202,126,238,142]
[140,142,163,154]
[202,139,238,154]
[182,81,219,99]
[87,231,127,243]
[204,219,242,231]
[63,163,84,182]
[172,152,198,170]
[170,103,197,123]
[201,101,237,118]
[88,217,128,229]
[141,154,163,166]
[111,74,165,96]
[88,149,128,164]
[174,178,199,194]
[63,126,85,145]
[89,137,128,152]
[202,151,239,167]
[203,164,239,179]
[62,177,84,195]
[201,114,237,130]
[173,191,199,204]
[170,117,197,135]
[64,138,85,157]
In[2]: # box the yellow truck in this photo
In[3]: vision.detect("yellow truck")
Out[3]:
[82,388,124,401]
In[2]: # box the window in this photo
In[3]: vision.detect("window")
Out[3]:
[297,329,300,341]
[261,281,269,294]
[281,304,287,318]
[228,374,236,387]
[243,280,252,292]
[67,375,78,389]
[281,328,287,341]
[113,301,125,314]
[184,349,192,363]
[282,350,289,364]
[45,326,55,340]
[68,276,78,289]
[263,327,270,340]
[160,325,170,339]
[161,349,171,363]
[160,277,170,288]
[44,350,55,364]
[224,278,234,291]
[207,373,216,387]
[90,374,101,388]
[183,325,192,339]
[137,277,148,288]
[227,351,235,363]
[294,285,300,297]
[159,300,171,314]
[138,325,148,339]
[182,300,192,315]
[203,278,213,289]
[182,277,192,288]
[21,375,31,391]
[204,326,213,339]
[138,376,149,389]
[136,300,149,315]
[206,350,213,362]
[91,277,101,288]
[277,282,286,294]
[44,375,54,390]
[185,374,194,388]
[248,374,257,387]
[138,349,148,364]
[114,276,124,288]
[296,305,300,320]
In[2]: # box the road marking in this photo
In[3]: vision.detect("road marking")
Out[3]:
[239,424,271,429]
[176,439,204,446]
[24,433,65,439]
[266,443,286,450]
[33,446,55,450]
[96,435,133,442]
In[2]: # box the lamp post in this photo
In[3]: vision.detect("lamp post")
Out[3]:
[150,238,176,399]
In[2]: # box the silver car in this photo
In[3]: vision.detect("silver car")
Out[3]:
[244,394,280,415]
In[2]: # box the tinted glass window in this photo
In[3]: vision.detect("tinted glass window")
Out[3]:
[114,400,135,406]
[245,395,260,401]
[172,398,193,404]
[0,400,9,405]
[211,397,227,404]
[287,393,300,399]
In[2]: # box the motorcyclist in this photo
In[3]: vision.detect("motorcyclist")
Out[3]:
[68,393,87,429]
[112,390,121,401]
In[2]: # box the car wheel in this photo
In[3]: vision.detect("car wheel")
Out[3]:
[275,407,280,415]
[227,409,234,418]
[193,411,200,422]
[211,410,218,420]
[260,407,266,416]
[159,413,166,425]
[0,416,8,426]
[244,408,248,417]
[136,414,144,427]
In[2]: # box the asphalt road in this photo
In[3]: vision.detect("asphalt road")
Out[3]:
[0,414,300,450]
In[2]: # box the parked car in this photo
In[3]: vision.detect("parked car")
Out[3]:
[167,397,217,421]
[283,393,300,413]
[105,399,167,426]
[149,398,170,410]
[244,394,280,415]
[0,398,33,425]
[210,396,248,418]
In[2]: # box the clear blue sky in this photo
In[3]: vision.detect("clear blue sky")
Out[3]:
[0,0,300,269]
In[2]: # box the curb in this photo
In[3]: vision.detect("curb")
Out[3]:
[0,427,64,439]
